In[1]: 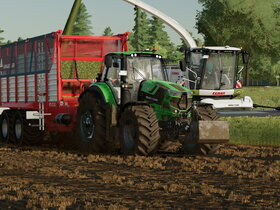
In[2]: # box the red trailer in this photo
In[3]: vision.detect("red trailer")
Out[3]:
[0,30,129,144]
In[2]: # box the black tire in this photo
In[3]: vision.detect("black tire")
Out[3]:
[184,105,221,155]
[183,143,221,155]
[0,111,11,143]
[13,111,44,146]
[13,111,25,145]
[120,105,160,156]
[75,92,107,153]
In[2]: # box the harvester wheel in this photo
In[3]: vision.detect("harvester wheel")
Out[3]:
[13,111,44,146]
[75,92,107,153]
[184,105,221,155]
[120,105,160,156]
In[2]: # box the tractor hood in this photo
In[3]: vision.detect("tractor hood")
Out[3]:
[139,80,193,119]
[140,80,192,98]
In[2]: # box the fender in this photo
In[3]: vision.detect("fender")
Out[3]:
[121,101,150,113]
[79,82,117,106]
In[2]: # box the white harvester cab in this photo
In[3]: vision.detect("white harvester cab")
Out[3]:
[177,46,253,110]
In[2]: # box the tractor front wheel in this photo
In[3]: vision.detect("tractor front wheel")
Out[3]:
[184,105,221,155]
[120,105,160,156]
[75,92,107,153]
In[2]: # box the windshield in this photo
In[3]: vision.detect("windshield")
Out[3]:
[190,52,203,73]
[127,56,166,81]
[201,53,236,90]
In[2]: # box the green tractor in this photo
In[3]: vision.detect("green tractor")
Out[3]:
[75,51,229,155]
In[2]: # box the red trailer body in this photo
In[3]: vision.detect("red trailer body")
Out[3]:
[0,30,129,133]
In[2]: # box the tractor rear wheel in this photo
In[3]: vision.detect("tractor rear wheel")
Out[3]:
[184,105,221,155]
[75,92,107,153]
[120,105,160,156]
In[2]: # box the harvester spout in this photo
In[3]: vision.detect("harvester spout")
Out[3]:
[63,0,82,35]
[122,0,197,48]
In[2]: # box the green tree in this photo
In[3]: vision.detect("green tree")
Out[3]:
[72,3,93,36]
[130,7,150,51]
[0,28,4,44]
[103,27,114,36]
[272,61,280,86]
[177,33,204,61]
[128,32,136,51]
[196,0,280,82]
[148,16,180,62]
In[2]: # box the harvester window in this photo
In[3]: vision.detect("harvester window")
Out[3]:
[201,54,220,90]
[201,52,236,90]
[220,53,236,89]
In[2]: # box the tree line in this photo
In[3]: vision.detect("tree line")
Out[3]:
[196,0,280,84]
[1,1,279,83]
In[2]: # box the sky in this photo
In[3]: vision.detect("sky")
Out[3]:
[0,0,202,45]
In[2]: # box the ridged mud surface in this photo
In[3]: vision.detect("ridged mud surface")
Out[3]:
[0,143,279,209]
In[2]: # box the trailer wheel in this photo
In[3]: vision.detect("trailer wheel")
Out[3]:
[13,111,44,146]
[120,105,160,156]
[13,112,24,145]
[75,92,106,153]
[184,105,221,155]
[0,111,11,142]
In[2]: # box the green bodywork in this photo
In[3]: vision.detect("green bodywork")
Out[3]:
[91,82,118,106]
[139,80,192,121]
[90,51,193,123]
[90,80,192,122]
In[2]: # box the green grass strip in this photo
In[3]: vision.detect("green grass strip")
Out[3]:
[223,116,280,146]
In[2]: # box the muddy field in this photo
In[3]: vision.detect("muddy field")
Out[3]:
[0,143,279,209]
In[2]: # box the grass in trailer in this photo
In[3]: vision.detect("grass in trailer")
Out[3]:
[61,60,102,79]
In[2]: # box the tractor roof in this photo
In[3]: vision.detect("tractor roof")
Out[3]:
[106,51,162,57]
[191,46,242,52]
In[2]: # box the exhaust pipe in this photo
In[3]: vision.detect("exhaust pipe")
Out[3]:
[120,70,132,108]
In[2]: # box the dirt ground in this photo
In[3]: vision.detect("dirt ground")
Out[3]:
[0,142,279,209]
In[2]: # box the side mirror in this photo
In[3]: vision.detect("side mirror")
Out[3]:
[242,51,249,64]
[113,62,119,68]
[180,60,187,72]
[105,56,112,68]
[185,51,191,66]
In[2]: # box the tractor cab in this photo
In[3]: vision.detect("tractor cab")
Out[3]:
[181,47,249,97]
[103,52,168,103]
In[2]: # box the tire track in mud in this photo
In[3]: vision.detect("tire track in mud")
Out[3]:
[0,143,279,209]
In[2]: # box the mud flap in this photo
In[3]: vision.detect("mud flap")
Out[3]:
[186,120,229,144]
